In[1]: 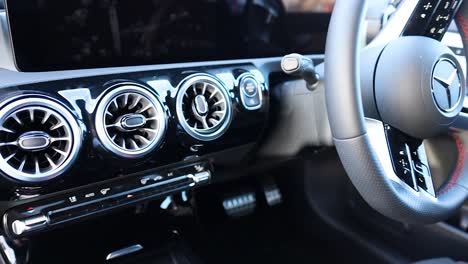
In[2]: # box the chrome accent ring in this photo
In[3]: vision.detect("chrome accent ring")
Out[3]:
[95,84,167,158]
[0,97,82,182]
[176,74,233,141]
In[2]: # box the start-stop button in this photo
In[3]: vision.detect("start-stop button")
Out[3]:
[241,77,259,97]
[239,74,262,110]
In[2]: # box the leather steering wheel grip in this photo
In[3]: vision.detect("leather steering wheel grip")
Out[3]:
[325,0,468,224]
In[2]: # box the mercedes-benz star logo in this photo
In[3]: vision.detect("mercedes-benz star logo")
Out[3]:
[432,59,462,113]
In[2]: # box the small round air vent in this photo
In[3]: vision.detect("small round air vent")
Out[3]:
[95,84,167,158]
[176,75,232,141]
[0,97,82,182]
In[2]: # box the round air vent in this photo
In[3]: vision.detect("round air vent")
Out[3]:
[0,97,82,182]
[176,75,232,141]
[95,84,167,158]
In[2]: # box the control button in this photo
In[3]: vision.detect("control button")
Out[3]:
[424,0,461,39]
[441,0,451,10]
[193,171,211,183]
[419,2,434,19]
[153,175,163,181]
[423,2,433,11]
[435,14,450,22]
[413,161,430,191]
[404,1,436,36]
[140,177,151,185]
[398,158,410,169]
[68,196,78,203]
[416,173,427,190]
[11,215,48,235]
[384,125,417,189]
[141,174,164,185]
[239,75,262,110]
[240,77,259,97]
[194,164,204,172]
[100,188,111,196]
[84,192,96,199]
[244,96,261,108]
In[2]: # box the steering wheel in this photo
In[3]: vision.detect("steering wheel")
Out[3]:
[325,0,468,224]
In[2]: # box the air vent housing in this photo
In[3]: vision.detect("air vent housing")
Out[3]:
[95,84,167,158]
[0,97,82,182]
[176,75,232,141]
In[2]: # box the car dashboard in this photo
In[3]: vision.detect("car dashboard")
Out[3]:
[0,0,331,239]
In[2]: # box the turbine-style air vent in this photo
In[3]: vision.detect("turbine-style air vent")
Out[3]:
[95,85,167,158]
[176,75,232,141]
[0,97,82,182]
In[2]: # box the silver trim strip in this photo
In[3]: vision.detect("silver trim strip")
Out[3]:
[0,236,16,264]
[0,11,15,71]
[106,244,143,261]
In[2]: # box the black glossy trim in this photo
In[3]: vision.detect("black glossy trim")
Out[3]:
[0,63,269,204]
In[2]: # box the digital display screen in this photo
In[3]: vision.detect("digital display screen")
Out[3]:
[6,0,331,72]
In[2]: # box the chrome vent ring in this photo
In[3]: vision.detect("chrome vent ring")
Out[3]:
[95,85,167,158]
[0,97,82,182]
[176,75,232,141]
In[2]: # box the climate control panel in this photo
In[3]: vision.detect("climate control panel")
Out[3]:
[3,161,211,238]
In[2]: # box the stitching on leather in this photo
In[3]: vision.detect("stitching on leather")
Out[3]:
[437,134,465,195]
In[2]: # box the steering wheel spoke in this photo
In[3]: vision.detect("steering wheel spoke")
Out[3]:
[370,0,463,48]
[366,119,436,196]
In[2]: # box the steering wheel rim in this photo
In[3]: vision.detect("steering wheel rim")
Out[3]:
[325,0,468,224]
